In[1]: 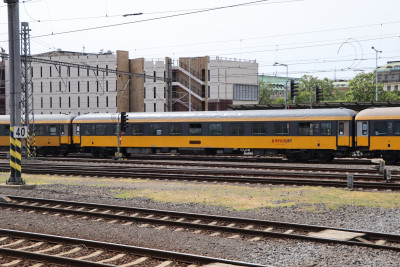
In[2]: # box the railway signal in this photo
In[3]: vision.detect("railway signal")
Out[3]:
[121,112,128,132]
[316,85,323,103]
[290,79,299,100]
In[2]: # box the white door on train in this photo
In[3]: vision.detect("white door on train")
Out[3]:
[356,121,369,147]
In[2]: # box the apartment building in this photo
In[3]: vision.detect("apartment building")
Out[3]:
[4,50,259,114]
[377,61,400,92]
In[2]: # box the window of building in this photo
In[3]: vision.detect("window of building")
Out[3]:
[106,81,109,92]
[40,82,43,93]
[209,123,223,135]
[387,85,391,91]
[229,123,244,135]
[144,103,146,112]
[392,75,396,81]
[59,81,61,91]
[252,122,267,135]
[96,65,99,76]
[68,81,71,92]
[144,87,146,99]
[154,87,156,98]
[106,96,108,107]
[153,71,156,82]
[87,96,90,107]
[150,124,162,135]
[274,122,289,135]
[169,124,182,135]
[40,66,43,77]
[374,121,387,135]
[77,66,80,77]
[50,81,52,93]
[87,81,90,92]
[59,97,61,108]
[58,66,61,76]
[97,96,99,107]
[106,65,108,76]
[154,103,156,112]
[132,124,144,135]
[49,66,52,77]
[189,123,202,135]
[97,81,99,92]
[395,85,399,91]
[87,68,90,76]
[78,96,80,108]
[40,97,43,108]
[233,84,258,101]
[50,97,52,108]
[67,66,70,77]
[69,97,71,108]
[320,122,332,136]
[78,81,80,92]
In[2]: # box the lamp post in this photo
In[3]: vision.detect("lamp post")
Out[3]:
[371,46,382,102]
[273,62,288,109]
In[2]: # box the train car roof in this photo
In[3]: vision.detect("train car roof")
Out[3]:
[0,114,76,124]
[356,107,400,120]
[73,108,356,123]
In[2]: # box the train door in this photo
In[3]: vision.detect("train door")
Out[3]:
[337,121,351,147]
[73,124,81,145]
[356,121,369,148]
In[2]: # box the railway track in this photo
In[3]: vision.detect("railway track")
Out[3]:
[0,160,398,190]
[0,228,264,267]
[1,196,400,252]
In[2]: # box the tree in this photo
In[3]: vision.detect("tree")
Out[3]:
[295,75,336,103]
[258,80,275,104]
[344,72,399,101]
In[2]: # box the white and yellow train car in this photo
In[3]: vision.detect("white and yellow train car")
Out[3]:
[356,107,400,163]
[73,108,356,161]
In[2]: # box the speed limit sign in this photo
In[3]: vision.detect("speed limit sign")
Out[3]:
[13,126,28,138]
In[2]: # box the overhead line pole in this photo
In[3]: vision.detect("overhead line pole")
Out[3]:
[5,0,23,185]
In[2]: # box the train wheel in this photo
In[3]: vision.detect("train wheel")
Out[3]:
[383,152,398,165]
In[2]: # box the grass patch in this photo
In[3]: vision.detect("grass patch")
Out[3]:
[2,172,400,211]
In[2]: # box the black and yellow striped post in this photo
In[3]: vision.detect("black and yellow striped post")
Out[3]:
[7,126,24,185]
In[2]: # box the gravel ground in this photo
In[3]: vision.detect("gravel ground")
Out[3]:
[0,161,400,266]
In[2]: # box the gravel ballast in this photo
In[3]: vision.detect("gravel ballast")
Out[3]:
[0,166,399,266]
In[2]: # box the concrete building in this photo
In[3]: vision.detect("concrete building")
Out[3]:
[258,75,300,99]
[377,61,400,92]
[4,50,259,115]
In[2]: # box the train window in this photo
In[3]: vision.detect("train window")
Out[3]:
[150,124,162,135]
[76,125,80,135]
[339,122,344,135]
[49,125,57,136]
[252,122,267,135]
[274,122,289,135]
[298,122,314,136]
[132,124,144,135]
[209,123,223,135]
[5,125,9,136]
[95,125,107,135]
[82,124,92,135]
[35,125,45,136]
[229,123,244,136]
[320,122,332,136]
[189,124,202,136]
[61,125,65,135]
[362,122,368,135]
[374,121,387,136]
[393,122,400,135]
[169,124,182,135]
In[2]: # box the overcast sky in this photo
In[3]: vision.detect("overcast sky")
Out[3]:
[1,0,399,80]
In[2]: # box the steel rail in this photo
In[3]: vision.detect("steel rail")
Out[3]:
[2,196,400,252]
[0,228,266,267]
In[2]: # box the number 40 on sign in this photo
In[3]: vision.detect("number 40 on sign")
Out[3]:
[13,126,28,138]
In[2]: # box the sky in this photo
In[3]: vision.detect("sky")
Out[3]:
[0,0,399,80]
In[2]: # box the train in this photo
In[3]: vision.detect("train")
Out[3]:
[0,107,399,163]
